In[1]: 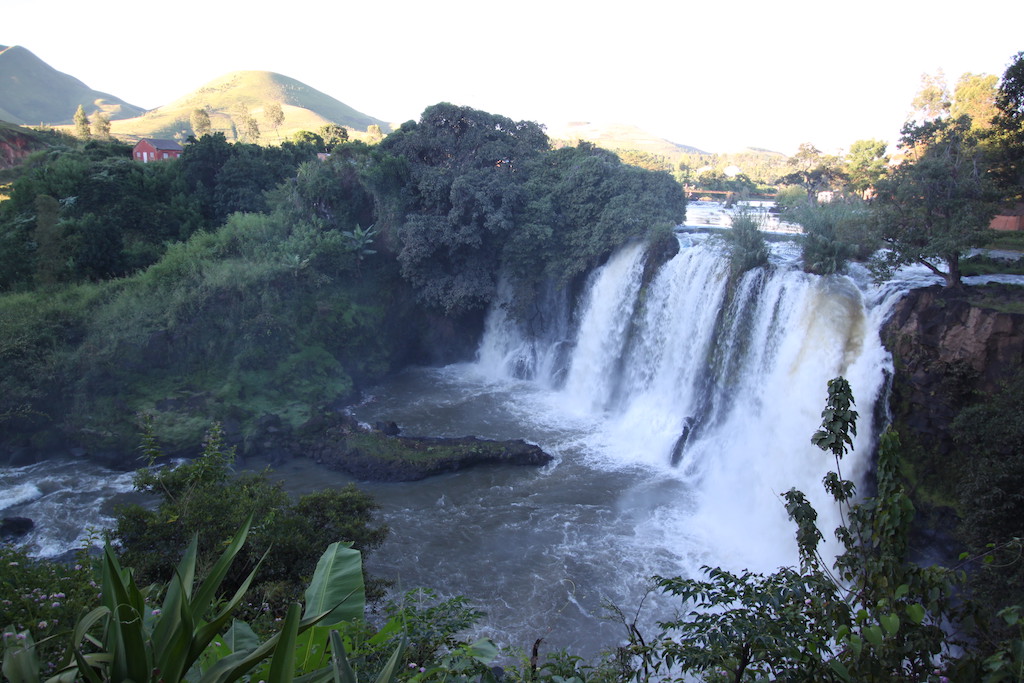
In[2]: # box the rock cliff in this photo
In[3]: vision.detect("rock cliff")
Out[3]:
[883,284,1024,451]
[0,124,44,169]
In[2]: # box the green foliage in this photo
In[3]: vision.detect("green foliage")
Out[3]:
[722,210,768,278]
[645,567,839,681]
[73,105,90,140]
[773,184,807,213]
[791,199,874,274]
[114,422,389,617]
[844,139,889,195]
[991,51,1024,200]
[0,544,96,678]
[2,519,379,683]
[872,116,1000,287]
[381,589,484,668]
[319,123,350,150]
[627,378,969,682]
[953,368,1024,628]
[380,105,684,316]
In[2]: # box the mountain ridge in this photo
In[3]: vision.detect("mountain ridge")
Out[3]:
[0,45,145,124]
[1,44,723,155]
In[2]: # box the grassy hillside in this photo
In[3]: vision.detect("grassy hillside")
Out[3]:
[546,121,706,162]
[109,70,392,143]
[0,45,145,124]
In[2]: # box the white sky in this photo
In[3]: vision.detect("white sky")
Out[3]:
[4,0,1022,155]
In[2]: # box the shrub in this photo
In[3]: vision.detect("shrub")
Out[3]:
[113,422,389,620]
[724,210,769,277]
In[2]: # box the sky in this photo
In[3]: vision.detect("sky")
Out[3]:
[4,0,1022,155]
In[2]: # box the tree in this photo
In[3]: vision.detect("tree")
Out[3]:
[991,51,1024,200]
[73,104,90,140]
[91,112,111,140]
[318,123,349,150]
[367,123,384,143]
[264,102,285,140]
[952,72,999,130]
[872,117,999,288]
[245,116,261,143]
[190,107,212,137]
[910,69,951,123]
[780,142,843,201]
[293,129,324,148]
[843,138,889,195]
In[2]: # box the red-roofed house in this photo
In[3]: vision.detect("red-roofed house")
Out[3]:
[133,138,183,163]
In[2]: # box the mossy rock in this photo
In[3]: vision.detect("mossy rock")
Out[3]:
[301,412,553,481]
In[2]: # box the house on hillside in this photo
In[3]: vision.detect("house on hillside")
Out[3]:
[132,138,183,163]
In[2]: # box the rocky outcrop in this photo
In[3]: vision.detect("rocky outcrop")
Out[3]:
[881,283,1024,562]
[0,125,43,169]
[301,411,554,481]
[1,516,34,540]
[883,284,1024,451]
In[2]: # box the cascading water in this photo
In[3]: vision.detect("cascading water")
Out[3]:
[474,232,896,572]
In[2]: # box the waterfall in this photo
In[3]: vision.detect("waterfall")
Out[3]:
[476,233,899,571]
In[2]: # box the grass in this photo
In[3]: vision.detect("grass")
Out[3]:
[980,230,1024,251]
[103,70,391,143]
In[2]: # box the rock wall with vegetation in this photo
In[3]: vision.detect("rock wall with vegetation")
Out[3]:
[884,284,1024,483]
[883,283,1024,613]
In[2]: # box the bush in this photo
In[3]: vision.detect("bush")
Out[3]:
[0,544,96,677]
[113,422,389,620]
[790,199,874,275]
[724,210,769,277]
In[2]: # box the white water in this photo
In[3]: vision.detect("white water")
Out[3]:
[473,233,896,571]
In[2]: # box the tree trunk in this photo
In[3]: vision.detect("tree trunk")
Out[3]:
[945,252,963,288]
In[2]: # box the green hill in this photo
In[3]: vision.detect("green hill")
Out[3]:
[0,45,145,125]
[110,70,391,143]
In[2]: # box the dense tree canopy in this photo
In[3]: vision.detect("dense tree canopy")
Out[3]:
[872,117,999,287]
[380,104,685,314]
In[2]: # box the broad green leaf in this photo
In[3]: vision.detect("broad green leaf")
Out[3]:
[864,625,883,647]
[223,620,261,654]
[2,629,39,683]
[294,625,332,674]
[465,639,499,664]
[828,659,853,682]
[848,634,863,658]
[304,542,365,626]
[906,603,926,625]
[881,613,900,636]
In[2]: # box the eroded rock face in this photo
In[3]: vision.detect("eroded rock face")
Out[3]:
[0,127,42,169]
[883,284,1024,449]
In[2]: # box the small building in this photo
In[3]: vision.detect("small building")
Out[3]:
[990,204,1024,232]
[132,138,183,163]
